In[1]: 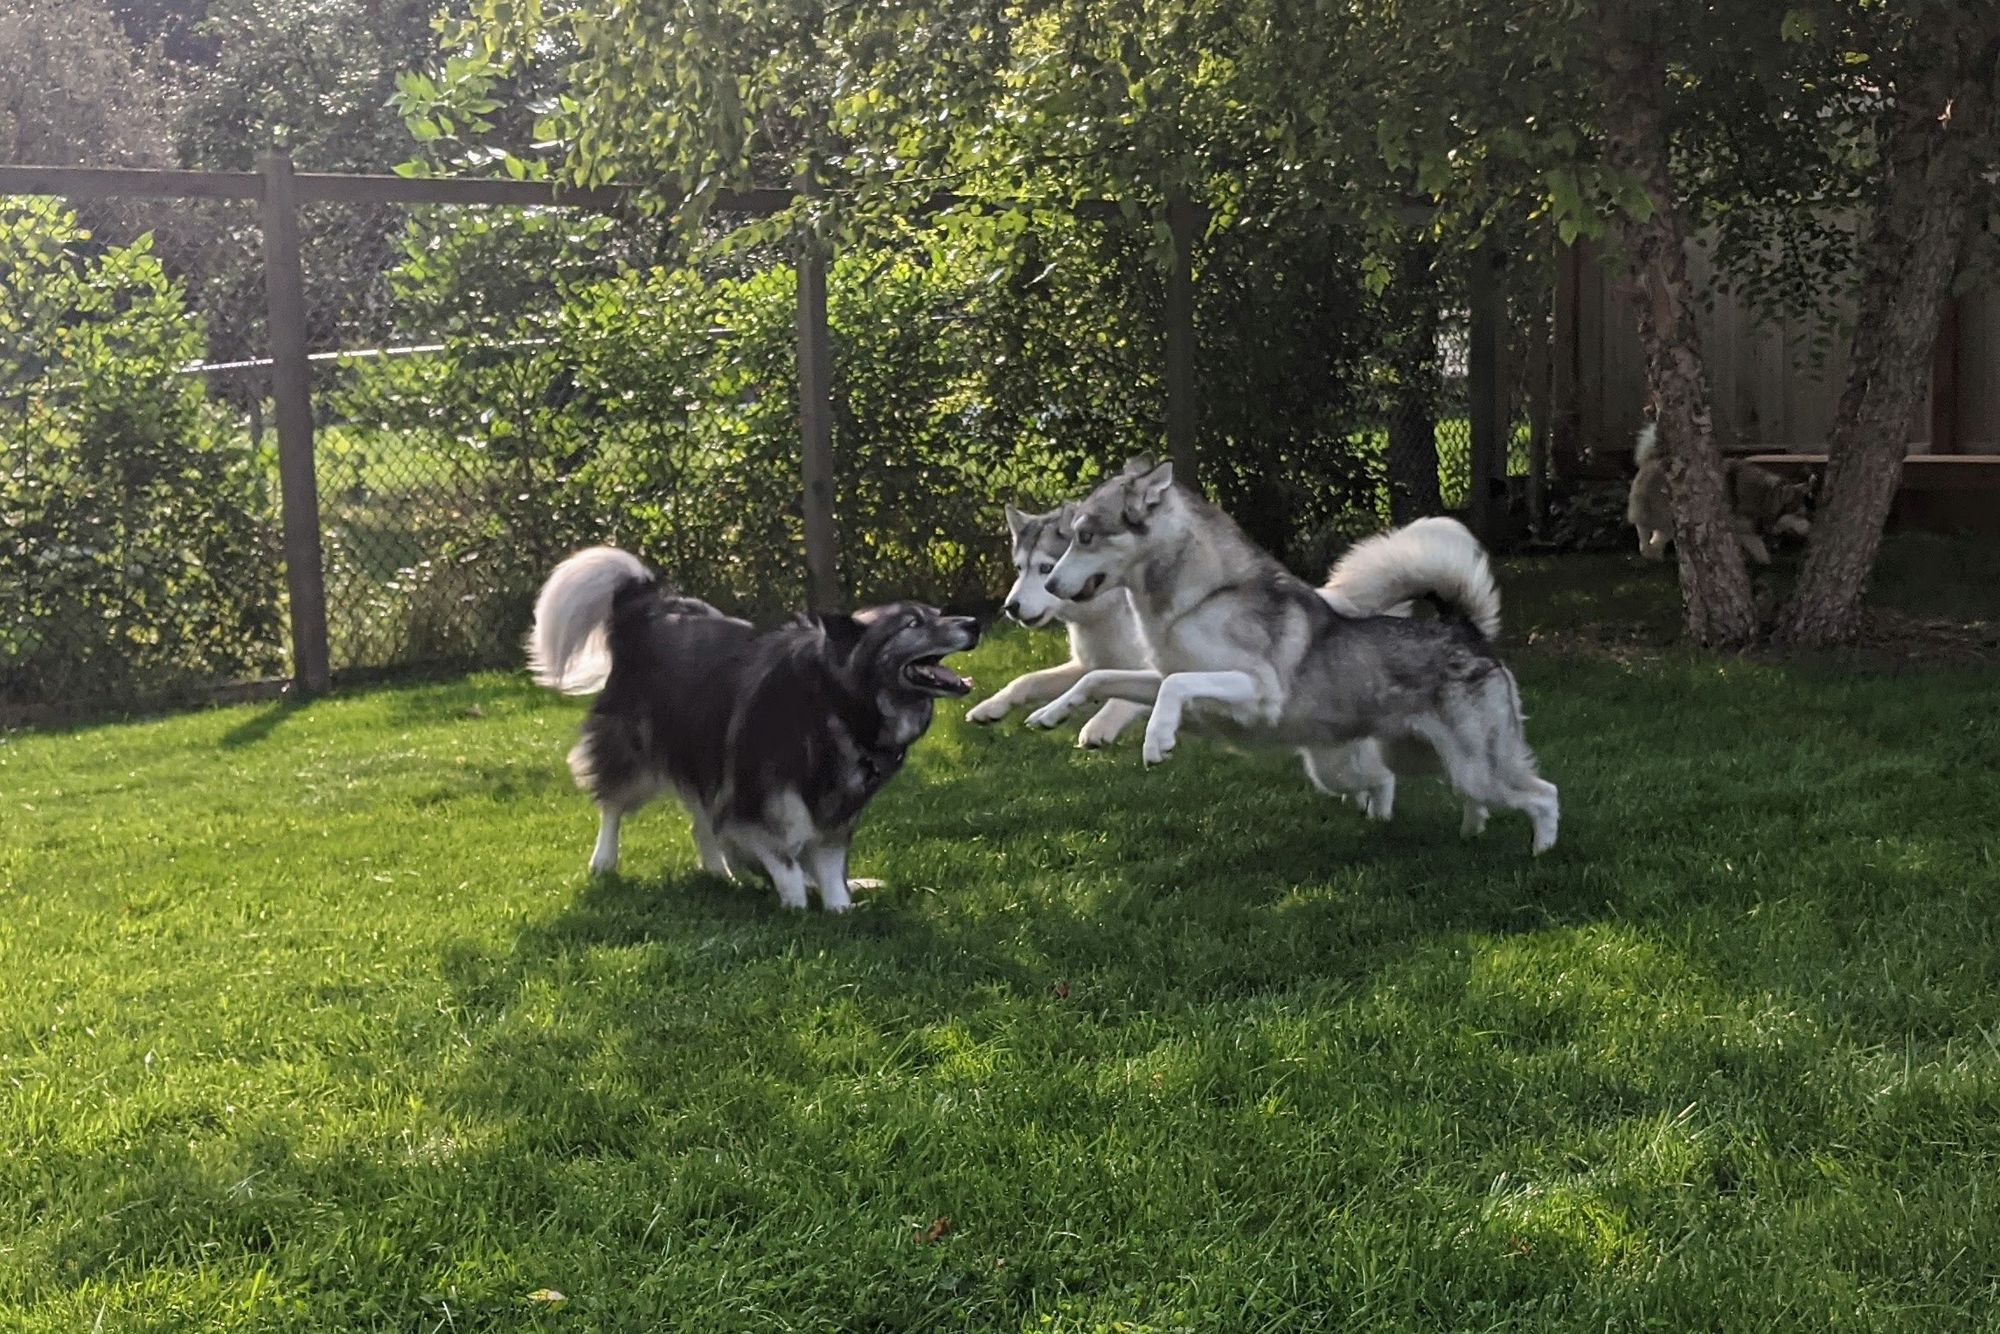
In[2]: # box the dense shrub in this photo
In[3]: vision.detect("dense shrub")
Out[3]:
[0,199,282,708]
[331,205,1407,655]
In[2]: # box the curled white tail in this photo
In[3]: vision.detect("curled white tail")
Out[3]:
[1319,515,1502,640]
[1634,419,1661,467]
[526,546,651,694]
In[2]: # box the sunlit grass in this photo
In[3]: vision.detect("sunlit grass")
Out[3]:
[2,559,1998,1329]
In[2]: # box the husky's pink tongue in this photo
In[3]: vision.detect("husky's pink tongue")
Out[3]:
[908,661,971,694]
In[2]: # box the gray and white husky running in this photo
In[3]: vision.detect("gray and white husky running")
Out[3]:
[964,502,1153,748]
[1628,419,1814,565]
[971,496,1493,790]
[1023,461,1560,853]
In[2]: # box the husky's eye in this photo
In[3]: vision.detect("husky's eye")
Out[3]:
[1077,530,1095,547]
[1037,562,1054,575]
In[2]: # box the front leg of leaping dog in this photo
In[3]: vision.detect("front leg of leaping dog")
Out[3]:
[966,661,1085,725]
[1141,670,1266,766]
[1024,668,1162,731]
[1076,699,1148,748]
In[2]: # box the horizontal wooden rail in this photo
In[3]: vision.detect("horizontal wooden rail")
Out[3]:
[0,165,264,200]
[0,163,1158,223]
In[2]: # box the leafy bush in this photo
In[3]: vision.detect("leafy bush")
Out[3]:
[330,204,1412,665]
[0,199,283,708]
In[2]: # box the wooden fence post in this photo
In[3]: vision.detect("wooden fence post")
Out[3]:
[795,209,841,611]
[1164,196,1200,482]
[1525,297,1553,536]
[259,152,331,695]
[1549,242,1582,480]
[1467,242,1505,543]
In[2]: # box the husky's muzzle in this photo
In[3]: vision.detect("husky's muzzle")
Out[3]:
[1050,571,1107,603]
[900,615,982,695]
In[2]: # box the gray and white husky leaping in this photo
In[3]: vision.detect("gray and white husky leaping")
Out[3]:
[964,501,1154,748]
[970,496,1498,772]
[1023,461,1559,853]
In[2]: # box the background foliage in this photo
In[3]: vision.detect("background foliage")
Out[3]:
[0,200,283,707]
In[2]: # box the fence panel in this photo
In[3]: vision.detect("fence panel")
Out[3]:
[3,163,1527,720]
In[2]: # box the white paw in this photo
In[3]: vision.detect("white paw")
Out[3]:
[1141,722,1178,766]
[1025,699,1075,730]
[588,853,618,876]
[820,889,853,913]
[1461,804,1489,838]
[965,696,1010,725]
[1076,718,1123,749]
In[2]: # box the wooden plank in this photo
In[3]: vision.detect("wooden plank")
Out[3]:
[0,163,262,200]
[0,162,1140,223]
[1164,197,1200,483]
[795,230,841,611]
[1467,244,1504,541]
[293,172,793,216]
[259,154,332,696]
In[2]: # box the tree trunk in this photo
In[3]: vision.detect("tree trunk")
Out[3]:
[1777,41,1999,646]
[1591,34,1759,648]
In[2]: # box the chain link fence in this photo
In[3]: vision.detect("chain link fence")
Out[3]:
[4,171,1545,721]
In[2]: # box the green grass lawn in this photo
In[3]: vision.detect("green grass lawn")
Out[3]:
[3,557,1999,1330]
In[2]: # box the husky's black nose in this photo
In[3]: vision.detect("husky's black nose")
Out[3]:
[1002,599,1021,621]
[951,613,984,642]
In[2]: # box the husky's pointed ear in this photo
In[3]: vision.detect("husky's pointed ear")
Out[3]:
[1120,452,1156,477]
[1134,459,1174,509]
[1004,503,1028,539]
[815,611,866,661]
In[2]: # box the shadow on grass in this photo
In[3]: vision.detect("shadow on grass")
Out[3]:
[216,696,313,749]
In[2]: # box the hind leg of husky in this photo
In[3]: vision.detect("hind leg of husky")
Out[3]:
[1300,740,1489,833]
[1301,742,1397,821]
[1408,675,1558,854]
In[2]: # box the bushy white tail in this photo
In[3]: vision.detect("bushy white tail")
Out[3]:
[1319,515,1501,640]
[526,546,651,694]
[1634,419,1661,467]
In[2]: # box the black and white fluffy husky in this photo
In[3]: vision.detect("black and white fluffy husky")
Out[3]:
[527,547,980,911]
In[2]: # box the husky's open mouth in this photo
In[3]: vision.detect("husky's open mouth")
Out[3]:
[902,655,973,695]
[1069,572,1107,602]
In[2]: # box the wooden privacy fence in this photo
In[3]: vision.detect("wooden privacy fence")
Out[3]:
[2,158,1516,704]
